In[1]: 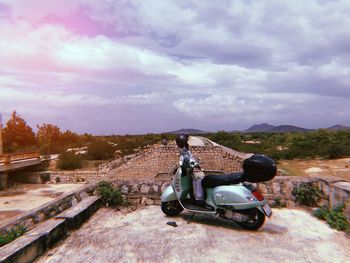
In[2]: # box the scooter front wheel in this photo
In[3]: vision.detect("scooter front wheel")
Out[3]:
[161,200,184,216]
[237,208,265,230]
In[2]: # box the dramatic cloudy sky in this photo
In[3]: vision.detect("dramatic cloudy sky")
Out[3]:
[0,0,349,134]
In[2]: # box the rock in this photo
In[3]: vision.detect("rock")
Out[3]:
[272,183,281,194]
[257,184,268,194]
[131,184,139,193]
[152,185,159,193]
[321,182,330,196]
[79,191,89,200]
[140,185,150,194]
[70,197,79,206]
[281,181,294,196]
[141,197,153,205]
[121,185,129,194]
[286,200,296,207]
[145,198,154,205]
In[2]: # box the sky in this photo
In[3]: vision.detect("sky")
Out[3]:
[0,0,350,134]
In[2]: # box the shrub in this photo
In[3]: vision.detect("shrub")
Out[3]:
[96,181,124,207]
[57,151,83,170]
[0,225,26,247]
[271,197,286,208]
[292,183,321,206]
[87,140,115,160]
[314,205,349,231]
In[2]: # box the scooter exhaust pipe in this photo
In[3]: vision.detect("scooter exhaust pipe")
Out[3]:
[223,210,250,223]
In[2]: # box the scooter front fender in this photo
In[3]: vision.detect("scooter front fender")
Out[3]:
[161,185,177,202]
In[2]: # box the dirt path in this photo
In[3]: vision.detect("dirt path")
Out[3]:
[37,206,350,263]
[279,158,350,180]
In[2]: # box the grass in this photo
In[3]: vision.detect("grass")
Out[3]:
[0,225,26,247]
[314,205,349,232]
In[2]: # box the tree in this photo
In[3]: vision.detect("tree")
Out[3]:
[36,123,62,154]
[3,111,37,153]
[87,140,115,160]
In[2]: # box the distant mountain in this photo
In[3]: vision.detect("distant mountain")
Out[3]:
[166,128,210,135]
[244,123,311,133]
[327,125,350,131]
[244,123,276,133]
[269,125,312,133]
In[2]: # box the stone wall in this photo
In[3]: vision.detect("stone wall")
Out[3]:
[45,171,107,184]
[107,145,243,180]
[2,176,349,236]
[110,176,350,221]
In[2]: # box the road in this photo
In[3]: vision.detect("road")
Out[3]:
[37,206,350,263]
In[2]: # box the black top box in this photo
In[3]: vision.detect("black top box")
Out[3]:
[243,154,277,183]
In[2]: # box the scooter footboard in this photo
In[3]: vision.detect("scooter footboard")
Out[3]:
[161,185,177,202]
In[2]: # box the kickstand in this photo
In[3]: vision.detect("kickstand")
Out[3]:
[187,212,195,223]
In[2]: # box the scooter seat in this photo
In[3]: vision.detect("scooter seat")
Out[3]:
[202,172,245,188]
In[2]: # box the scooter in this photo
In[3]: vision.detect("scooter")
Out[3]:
[161,153,276,230]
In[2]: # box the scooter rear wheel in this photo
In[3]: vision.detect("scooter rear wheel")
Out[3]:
[237,208,265,230]
[161,200,184,216]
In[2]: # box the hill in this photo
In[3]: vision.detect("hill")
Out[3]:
[244,123,311,133]
[327,125,350,131]
[244,123,275,132]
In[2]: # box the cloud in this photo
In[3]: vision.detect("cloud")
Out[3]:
[1,0,350,133]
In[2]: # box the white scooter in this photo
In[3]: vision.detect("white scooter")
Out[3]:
[161,153,276,230]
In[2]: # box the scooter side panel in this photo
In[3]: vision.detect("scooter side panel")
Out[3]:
[213,185,266,209]
[161,185,177,202]
[205,188,216,208]
[173,167,191,199]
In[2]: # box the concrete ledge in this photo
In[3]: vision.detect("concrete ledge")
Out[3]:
[0,219,66,263]
[56,196,101,229]
[0,183,97,235]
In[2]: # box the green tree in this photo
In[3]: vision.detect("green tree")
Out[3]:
[57,151,83,170]
[87,140,115,160]
[37,123,62,154]
[3,111,37,153]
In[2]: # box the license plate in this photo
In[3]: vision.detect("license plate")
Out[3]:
[262,204,272,217]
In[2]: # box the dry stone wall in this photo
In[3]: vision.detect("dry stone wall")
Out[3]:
[107,145,243,180]
[111,176,350,221]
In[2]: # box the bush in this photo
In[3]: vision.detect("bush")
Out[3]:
[87,140,115,160]
[271,197,286,208]
[314,205,349,231]
[57,151,83,170]
[292,183,321,206]
[0,225,26,247]
[96,181,124,207]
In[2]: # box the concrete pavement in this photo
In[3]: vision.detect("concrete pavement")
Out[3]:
[37,206,350,263]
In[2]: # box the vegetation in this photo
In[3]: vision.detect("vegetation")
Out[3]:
[37,123,82,154]
[271,197,287,208]
[107,133,175,156]
[206,129,350,160]
[87,140,115,160]
[96,181,124,207]
[57,151,83,170]
[292,183,321,206]
[3,109,350,163]
[0,225,26,247]
[314,205,349,231]
[2,111,37,153]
